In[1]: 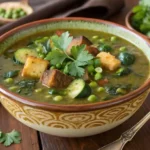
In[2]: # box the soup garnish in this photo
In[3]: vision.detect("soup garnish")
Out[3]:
[0,30,149,104]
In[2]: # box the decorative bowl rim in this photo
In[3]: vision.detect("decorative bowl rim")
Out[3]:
[0,17,150,112]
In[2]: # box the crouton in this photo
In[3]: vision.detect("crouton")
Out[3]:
[86,46,99,56]
[67,36,92,55]
[97,52,121,71]
[41,69,73,88]
[21,56,49,78]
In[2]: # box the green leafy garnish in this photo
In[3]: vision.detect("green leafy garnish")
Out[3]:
[0,130,21,147]
[16,79,37,95]
[45,32,94,77]
[68,45,94,77]
[51,31,73,50]
[3,70,20,79]
[45,49,67,65]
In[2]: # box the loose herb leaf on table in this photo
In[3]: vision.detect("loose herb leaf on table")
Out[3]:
[0,130,21,147]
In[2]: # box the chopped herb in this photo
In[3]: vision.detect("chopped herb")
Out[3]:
[45,32,94,77]
[15,79,37,95]
[51,31,73,51]
[3,70,20,79]
[0,129,21,147]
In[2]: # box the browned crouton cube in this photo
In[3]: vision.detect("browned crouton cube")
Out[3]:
[67,36,92,55]
[86,46,99,56]
[21,56,49,78]
[41,69,73,88]
[97,52,121,71]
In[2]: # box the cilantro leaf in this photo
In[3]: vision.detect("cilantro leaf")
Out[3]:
[0,130,21,147]
[71,45,94,65]
[68,62,85,77]
[68,45,94,77]
[45,50,67,65]
[51,31,73,50]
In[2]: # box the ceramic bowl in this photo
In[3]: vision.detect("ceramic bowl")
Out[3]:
[125,10,150,40]
[0,2,33,24]
[0,18,150,137]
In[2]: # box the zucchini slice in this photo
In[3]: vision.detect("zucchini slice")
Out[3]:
[14,48,38,64]
[67,79,91,98]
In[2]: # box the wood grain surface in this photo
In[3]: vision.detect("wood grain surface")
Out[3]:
[0,105,40,150]
[0,0,150,150]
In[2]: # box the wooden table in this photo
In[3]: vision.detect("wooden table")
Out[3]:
[1,0,150,149]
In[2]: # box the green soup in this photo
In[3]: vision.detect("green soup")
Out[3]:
[0,29,149,105]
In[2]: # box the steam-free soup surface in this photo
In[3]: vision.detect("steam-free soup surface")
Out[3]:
[0,29,149,104]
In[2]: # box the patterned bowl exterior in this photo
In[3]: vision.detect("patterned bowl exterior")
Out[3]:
[0,89,149,137]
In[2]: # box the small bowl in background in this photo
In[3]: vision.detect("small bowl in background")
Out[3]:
[125,10,150,40]
[0,1,33,25]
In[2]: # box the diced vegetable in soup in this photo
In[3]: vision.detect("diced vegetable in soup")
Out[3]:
[0,29,149,105]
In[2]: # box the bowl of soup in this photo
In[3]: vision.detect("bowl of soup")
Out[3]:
[0,18,149,137]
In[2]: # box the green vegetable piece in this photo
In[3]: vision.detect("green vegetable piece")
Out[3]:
[87,95,97,102]
[53,95,63,102]
[119,46,126,52]
[132,5,144,13]
[14,48,39,64]
[16,79,37,95]
[35,88,43,93]
[94,73,103,80]
[118,52,135,66]
[0,8,5,13]
[105,86,118,95]
[36,47,43,52]
[92,35,99,39]
[110,36,117,42]
[67,79,91,98]
[0,129,21,147]
[56,63,62,69]
[12,13,19,19]
[9,86,19,91]
[115,67,131,76]
[4,78,13,84]
[89,81,98,88]
[95,67,103,73]
[19,10,26,17]
[45,95,52,99]
[87,65,95,73]
[48,89,58,95]
[116,88,127,95]
[98,44,112,52]
[50,66,56,70]
[3,70,19,79]
[97,87,105,92]
[94,58,101,67]
[87,59,94,65]
[63,64,69,74]
[99,38,105,43]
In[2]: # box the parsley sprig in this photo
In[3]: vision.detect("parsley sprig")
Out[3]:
[45,31,94,77]
[0,129,21,146]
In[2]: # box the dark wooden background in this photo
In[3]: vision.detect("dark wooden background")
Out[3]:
[1,0,150,150]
